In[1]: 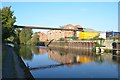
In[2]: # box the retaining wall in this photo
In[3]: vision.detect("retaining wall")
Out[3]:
[45,41,97,49]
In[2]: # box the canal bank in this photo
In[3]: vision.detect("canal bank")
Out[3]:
[45,40,120,54]
[2,44,34,79]
[45,41,97,49]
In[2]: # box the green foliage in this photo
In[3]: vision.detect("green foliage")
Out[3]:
[5,28,21,44]
[91,37,105,40]
[19,28,33,45]
[104,49,112,53]
[58,38,66,41]
[92,43,103,52]
[26,39,31,45]
[7,28,21,44]
[92,47,96,52]
[31,33,39,45]
[1,6,16,42]
[95,43,103,47]
[0,9,2,43]
[71,36,78,40]
[14,28,21,44]
[0,9,1,26]
[7,36,14,42]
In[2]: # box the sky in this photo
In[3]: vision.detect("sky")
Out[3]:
[1,2,118,33]
[1,0,120,2]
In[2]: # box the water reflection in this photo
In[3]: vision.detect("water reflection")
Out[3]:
[18,46,120,78]
[19,45,115,67]
[112,55,120,79]
[48,49,94,65]
[19,46,33,60]
[48,47,102,64]
[31,46,39,55]
[112,55,120,64]
[19,45,116,64]
[31,46,47,55]
[19,46,48,60]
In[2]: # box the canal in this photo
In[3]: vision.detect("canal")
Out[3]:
[17,45,120,78]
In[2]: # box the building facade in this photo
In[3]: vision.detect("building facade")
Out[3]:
[47,30,64,40]
[99,32,106,39]
[79,32,99,40]
[47,24,82,41]
[37,32,48,41]
[106,31,120,38]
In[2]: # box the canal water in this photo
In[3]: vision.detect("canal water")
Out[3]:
[18,46,120,78]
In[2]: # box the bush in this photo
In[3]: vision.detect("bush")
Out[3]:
[92,43,103,52]
[92,47,96,52]
[95,43,103,47]
[104,49,112,53]
[26,39,31,45]
[58,38,66,41]
[71,36,78,40]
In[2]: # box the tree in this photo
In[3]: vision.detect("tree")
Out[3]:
[14,28,21,44]
[7,28,21,44]
[31,33,39,45]
[0,9,2,26]
[19,28,32,45]
[1,6,16,42]
[0,9,2,43]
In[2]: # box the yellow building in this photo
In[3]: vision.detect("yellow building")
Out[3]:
[79,32,99,39]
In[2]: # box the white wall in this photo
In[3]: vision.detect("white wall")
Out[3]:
[99,32,106,39]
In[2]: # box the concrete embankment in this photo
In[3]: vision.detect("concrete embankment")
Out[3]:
[2,45,34,79]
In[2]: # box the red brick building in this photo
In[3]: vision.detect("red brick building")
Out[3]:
[37,32,48,41]
[47,24,82,41]
[47,30,64,40]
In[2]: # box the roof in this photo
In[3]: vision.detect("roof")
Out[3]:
[83,28,97,32]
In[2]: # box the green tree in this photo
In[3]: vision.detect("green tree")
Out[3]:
[1,6,16,42]
[26,39,31,45]
[6,28,21,44]
[19,28,32,45]
[14,28,21,44]
[31,33,39,45]
[0,9,2,43]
